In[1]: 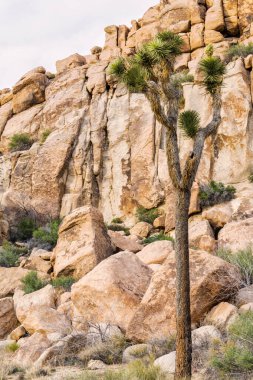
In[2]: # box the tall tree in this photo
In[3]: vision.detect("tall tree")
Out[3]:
[109,33,225,379]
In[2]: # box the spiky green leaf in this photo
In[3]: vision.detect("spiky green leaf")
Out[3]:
[199,56,226,94]
[109,58,127,78]
[178,110,200,139]
[122,64,147,93]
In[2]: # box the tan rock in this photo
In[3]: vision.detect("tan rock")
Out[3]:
[192,325,222,349]
[127,250,241,341]
[239,303,253,313]
[86,62,108,94]
[174,53,191,71]
[9,325,26,341]
[225,16,239,35]
[15,332,51,366]
[189,220,214,249]
[23,256,52,274]
[236,285,253,307]
[202,203,233,228]
[14,285,55,324]
[204,30,224,44]
[71,251,152,332]
[154,351,176,374]
[53,206,113,279]
[198,235,217,253]
[130,222,152,239]
[238,0,253,32]
[205,0,225,31]
[0,102,12,136]
[30,248,52,260]
[153,215,165,228]
[218,217,253,252]
[137,240,174,265]
[108,230,143,253]
[0,297,18,338]
[205,302,238,329]
[244,54,253,69]
[190,23,205,50]
[12,71,48,114]
[56,53,86,74]
[0,267,29,298]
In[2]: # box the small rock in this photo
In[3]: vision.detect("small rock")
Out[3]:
[137,240,174,265]
[154,351,176,374]
[87,359,107,370]
[236,285,253,307]
[9,325,26,341]
[205,302,238,329]
[130,222,152,239]
[192,325,222,349]
[239,303,253,313]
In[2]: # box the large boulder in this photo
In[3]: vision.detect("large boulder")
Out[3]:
[127,250,241,341]
[71,251,152,332]
[0,267,29,298]
[12,68,48,114]
[0,297,18,338]
[218,217,253,252]
[137,240,174,265]
[52,206,113,279]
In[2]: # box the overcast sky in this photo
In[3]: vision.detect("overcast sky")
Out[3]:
[0,0,156,89]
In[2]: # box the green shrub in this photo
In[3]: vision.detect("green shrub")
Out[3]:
[171,69,194,86]
[229,311,253,343]
[0,241,27,268]
[107,224,130,236]
[136,207,160,224]
[5,342,19,353]
[16,217,36,241]
[199,181,236,208]
[33,219,61,248]
[111,217,123,224]
[79,335,131,365]
[8,133,34,152]
[21,271,47,294]
[248,173,253,183]
[51,276,76,291]
[217,247,253,286]
[210,341,253,374]
[226,43,253,62]
[40,129,52,144]
[143,233,174,245]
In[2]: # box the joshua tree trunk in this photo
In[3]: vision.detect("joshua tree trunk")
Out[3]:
[174,188,192,380]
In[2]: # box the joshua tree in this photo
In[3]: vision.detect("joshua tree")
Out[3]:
[109,32,225,379]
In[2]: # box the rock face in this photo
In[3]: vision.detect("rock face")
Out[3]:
[218,217,253,252]
[0,297,18,338]
[52,206,113,278]
[127,250,241,341]
[0,267,29,298]
[71,251,152,331]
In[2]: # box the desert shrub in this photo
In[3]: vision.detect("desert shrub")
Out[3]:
[79,335,131,365]
[248,173,253,183]
[21,271,47,294]
[16,217,37,241]
[107,224,130,236]
[217,247,253,286]
[51,276,76,291]
[0,241,27,268]
[226,43,253,62]
[5,342,19,353]
[40,129,52,144]
[8,133,33,152]
[210,341,253,374]
[210,312,253,377]
[111,217,123,224]
[136,207,160,224]
[171,69,194,85]
[143,233,174,245]
[199,181,236,208]
[68,360,166,380]
[33,219,61,248]
[149,336,176,358]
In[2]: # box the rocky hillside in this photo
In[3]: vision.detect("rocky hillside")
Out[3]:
[1,0,253,378]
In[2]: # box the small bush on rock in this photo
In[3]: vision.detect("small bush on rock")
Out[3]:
[8,133,34,152]
[33,219,61,248]
[248,173,253,183]
[51,276,76,291]
[217,247,253,286]
[5,342,19,353]
[21,271,47,294]
[107,224,130,236]
[136,207,160,224]
[199,181,236,209]
[40,129,52,144]
[143,233,174,245]
[226,43,253,62]
[0,241,27,268]
[111,217,123,224]
[16,217,37,241]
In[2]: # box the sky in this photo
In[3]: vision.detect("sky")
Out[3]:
[0,0,156,89]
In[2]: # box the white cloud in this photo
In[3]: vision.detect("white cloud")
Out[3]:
[0,0,156,88]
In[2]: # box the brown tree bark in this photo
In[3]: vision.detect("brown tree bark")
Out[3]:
[174,188,192,380]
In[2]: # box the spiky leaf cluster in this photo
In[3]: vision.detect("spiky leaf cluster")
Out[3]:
[109,31,184,93]
[178,110,200,139]
[199,51,226,95]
